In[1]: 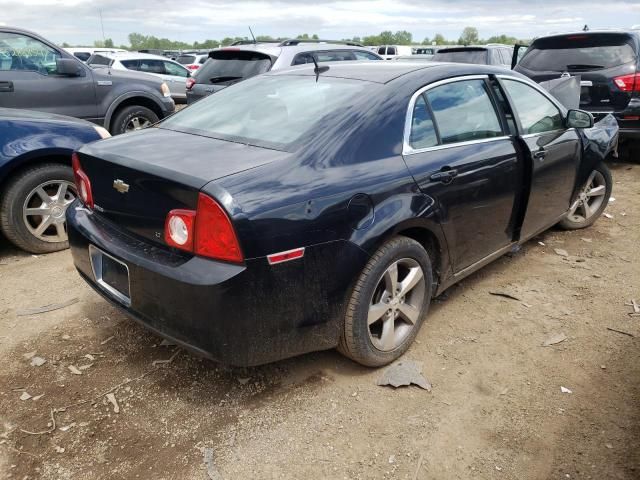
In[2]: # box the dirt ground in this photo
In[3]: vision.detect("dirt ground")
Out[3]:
[0,161,638,480]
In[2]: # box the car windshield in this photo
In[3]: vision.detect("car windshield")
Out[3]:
[194,50,273,84]
[176,55,196,65]
[160,75,373,150]
[519,34,636,71]
[433,49,488,64]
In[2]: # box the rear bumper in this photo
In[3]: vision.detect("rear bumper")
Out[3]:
[67,202,368,366]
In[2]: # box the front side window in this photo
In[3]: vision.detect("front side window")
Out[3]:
[120,59,140,70]
[502,79,564,134]
[138,59,166,74]
[353,50,382,60]
[387,47,396,55]
[377,46,386,55]
[425,79,503,144]
[164,61,188,77]
[0,32,60,74]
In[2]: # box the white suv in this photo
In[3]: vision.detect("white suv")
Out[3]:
[87,52,190,103]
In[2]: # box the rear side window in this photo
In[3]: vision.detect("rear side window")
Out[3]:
[387,47,396,55]
[164,61,188,77]
[195,50,272,84]
[502,79,563,134]
[292,50,357,65]
[425,80,502,144]
[176,55,196,65]
[409,95,438,149]
[520,34,637,71]
[120,59,140,70]
[377,47,386,55]
[138,59,166,74]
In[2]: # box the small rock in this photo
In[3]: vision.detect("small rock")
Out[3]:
[30,356,46,367]
[554,248,569,257]
[68,365,82,375]
[542,332,567,347]
[23,351,37,360]
[32,394,44,401]
[61,334,71,340]
[388,455,395,464]
[105,393,120,413]
[79,363,93,370]
[54,446,65,453]
[84,354,95,361]
[159,339,177,346]
[605,443,613,449]
[237,377,250,385]
[600,365,606,370]
[560,386,572,394]
[603,213,613,219]
[20,392,32,401]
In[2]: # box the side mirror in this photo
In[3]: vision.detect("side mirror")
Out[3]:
[56,58,82,76]
[566,109,594,129]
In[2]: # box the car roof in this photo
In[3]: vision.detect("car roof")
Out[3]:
[267,61,517,84]
[531,29,640,42]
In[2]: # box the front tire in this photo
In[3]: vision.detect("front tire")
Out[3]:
[338,236,433,367]
[0,163,76,254]
[558,161,612,230]
[111,105,159,135]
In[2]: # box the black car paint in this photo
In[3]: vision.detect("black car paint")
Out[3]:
[67,62,616,366]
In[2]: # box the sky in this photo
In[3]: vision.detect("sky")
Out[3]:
[2,0,639,46]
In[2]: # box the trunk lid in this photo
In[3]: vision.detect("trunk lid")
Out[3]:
[77,127,285,245]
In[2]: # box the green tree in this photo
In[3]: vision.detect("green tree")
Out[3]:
[61,42,70,48]
[432,33,447,45]
[459,26,479,46]
[393,30,412,45]
[104,38,114,48]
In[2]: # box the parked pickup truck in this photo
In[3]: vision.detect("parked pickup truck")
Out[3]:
[0,27,175,134]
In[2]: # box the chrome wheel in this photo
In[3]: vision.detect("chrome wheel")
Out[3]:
[22,180,76,243]
[566,170,607,224]
[125,116,151,132]
[367,258,426,352]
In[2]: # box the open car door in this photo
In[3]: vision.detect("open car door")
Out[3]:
[511,44,528,69]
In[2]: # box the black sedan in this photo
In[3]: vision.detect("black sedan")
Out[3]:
[67,62,617,367]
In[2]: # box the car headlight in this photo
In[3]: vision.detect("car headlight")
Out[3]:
[161,82,171,97]
[93,125,111,139]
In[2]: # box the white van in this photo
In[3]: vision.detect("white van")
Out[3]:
[376,45,413,60]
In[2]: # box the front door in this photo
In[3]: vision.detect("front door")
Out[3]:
[402,77,523,272]
[498,77,581,239]
[0,31,97,119]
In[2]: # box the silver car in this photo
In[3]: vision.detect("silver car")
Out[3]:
[87,52,190,103]
[186,40,382,103]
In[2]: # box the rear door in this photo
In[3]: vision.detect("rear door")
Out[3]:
[0,30,97,118]
[402,76,523,272]
[498,76,580,239]
[515,33,638,115]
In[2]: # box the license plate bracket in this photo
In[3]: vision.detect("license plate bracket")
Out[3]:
[89,245,131,306]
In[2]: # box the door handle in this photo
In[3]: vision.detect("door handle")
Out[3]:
[0,81,14,92]
[533,150,547,160]
[430,169,458,183]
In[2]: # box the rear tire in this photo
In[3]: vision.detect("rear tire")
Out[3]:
[558,161,612,230]
[338,236,433,367]
[0,163,76,254]
[111,105,158,135]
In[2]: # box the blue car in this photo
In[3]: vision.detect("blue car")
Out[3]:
[67,62,617,367]
[0,108,109,253]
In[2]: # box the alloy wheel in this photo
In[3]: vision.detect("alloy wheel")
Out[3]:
[22,180,76,243]
[367,258,426,352]
[566,170,607,224]
[125,116,151,132]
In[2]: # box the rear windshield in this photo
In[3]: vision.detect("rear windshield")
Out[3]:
[520,34,637,71]
[433,49,488,64]
[176,55,196,65]
[160,75,373,151]
[193,50,272,84]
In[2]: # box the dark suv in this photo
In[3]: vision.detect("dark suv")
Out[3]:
[515,30,640,145]
[0,27,175,135]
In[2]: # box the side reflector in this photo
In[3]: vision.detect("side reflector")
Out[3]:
[267,248,305,265]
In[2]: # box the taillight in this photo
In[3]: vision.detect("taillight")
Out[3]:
[187,64,199,70]
[186,77,196,90]
[613,73,640,92]
[163,193,243,263]
[71,152,94,209]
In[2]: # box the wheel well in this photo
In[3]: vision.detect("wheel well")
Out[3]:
[396,227,442,293]
[108,97,163,130]
[0,154,71,194]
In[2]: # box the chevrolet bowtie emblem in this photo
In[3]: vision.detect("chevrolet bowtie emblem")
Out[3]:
[113,179,130,193]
